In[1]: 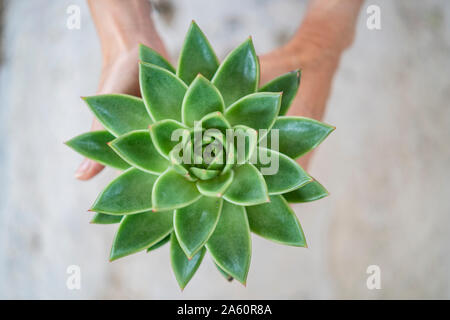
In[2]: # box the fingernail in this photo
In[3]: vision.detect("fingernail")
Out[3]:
[75,159,90,179]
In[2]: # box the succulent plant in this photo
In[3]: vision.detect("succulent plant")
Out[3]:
[67,22,334,289]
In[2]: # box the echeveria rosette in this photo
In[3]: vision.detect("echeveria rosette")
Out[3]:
[66,21,334,289]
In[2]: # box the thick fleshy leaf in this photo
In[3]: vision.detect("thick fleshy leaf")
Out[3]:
[182,75,225,127]
[199,112,231,134]
[168,147,196,181]
[91,168,157,215]
[232,125,257,164]
[189,167,219,180]
[149,120,189,158]
[66,131,130,170]
[170,233,206,290]
[267,116,335,159]
[110,210,173,261]
[177,21,219,85]
[206,201,251,284]
[139,44,175,73]
[174,196,222,258]
[255,147,311,195]
[139,62,187,121]
[110,130,169,174]
[147,234,171,252]
[224,93,281,134]
[197,170,234,197]
[215,262,233,282]
[259,70,300,115]
[90,213,123,224]
[246,195,306,247]
[82,94,153,137]
[212,38,259,107]
[152,169,202,211]
[283,179,329,203]
[223,164,269,206]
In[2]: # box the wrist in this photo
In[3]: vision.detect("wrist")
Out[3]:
[88,0,167,64]
[282,34,342,73]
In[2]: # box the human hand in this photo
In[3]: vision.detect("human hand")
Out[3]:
[75,0,169,180]
[260,0,363,169]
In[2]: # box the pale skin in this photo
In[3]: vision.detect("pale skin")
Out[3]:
[76,0,363,180]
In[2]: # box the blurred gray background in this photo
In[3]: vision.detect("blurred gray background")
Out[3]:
[0,0,449,299]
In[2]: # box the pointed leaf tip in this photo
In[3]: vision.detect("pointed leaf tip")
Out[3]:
[283,179,329,203]
[212,38,259,107]
[91,168,157,215]
[138,44,175,73]
[174,197,222,258]
[140,62,187,122]
[152,169,201,211]
[110,210,173,261]
[83,94,152,136]
[66,131,130,170]
[266,117,334,159]
[109,130,169,174]
[223,163,268,206]
[170,233,205,289]
[177,21,219,85]
[224,93,280,135]
[255,147,311,195]
[181,74,225,126]
[247,195,307,247]
[206,202,251,284]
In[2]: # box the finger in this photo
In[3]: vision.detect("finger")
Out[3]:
[75,118,106,180]
[75,158,105,180]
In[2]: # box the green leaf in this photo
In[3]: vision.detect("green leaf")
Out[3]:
[212,38,259,107]
[189,167,219,180]
[224,93,281,135]
[139,44,175,73]
[196,170,234,197]
[199,111,231,134]
[214,262,233,282]
[147,233,171,252]
[283,179,329,203]
[181,75,225,127]
[168,147,195,180]
[267,116,335,159]
[110,210,173,261]
[246,195,306,247]
[91,168,157,215]
[174,196,222,258]
[223,163,269,206]
[110,130,169,174]
[232,125,257,164]
[177,21,219,85]
[82,94,153,137]
[139,62,187,121]
[206,201,251,284]
[255,147,311,195]
[66,131,130,170]
[90,213,123,224]
[170,233,206,290]
[259,70,300,115]
[152,169,202,211]
[149,119,189,158]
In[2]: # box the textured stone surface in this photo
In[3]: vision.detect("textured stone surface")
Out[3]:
[0,0,449,299]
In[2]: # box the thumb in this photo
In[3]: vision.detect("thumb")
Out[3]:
[75,158,105,180]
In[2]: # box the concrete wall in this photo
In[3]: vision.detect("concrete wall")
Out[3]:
[0,0,449,299]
